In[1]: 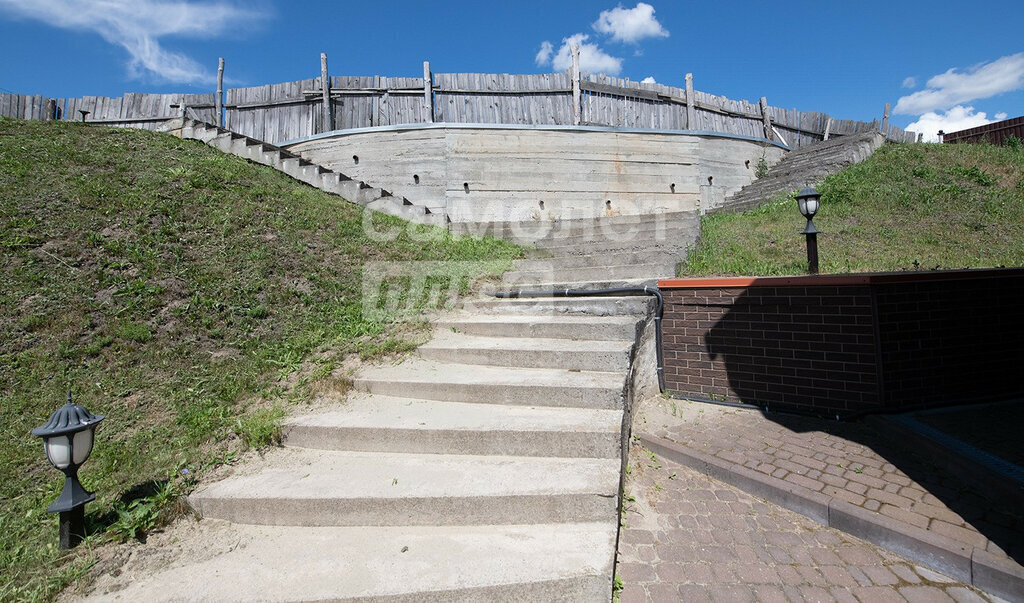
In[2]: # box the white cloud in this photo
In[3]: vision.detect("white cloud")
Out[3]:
[996,112,1008,120]
[641,76,656,84]
[592,2,669,44]
[538,33,623,75]
[535,41,554,66]
[894,52,1024,115]
[905,106,995,142]
[901,76,917,89]
[0,0,266,84]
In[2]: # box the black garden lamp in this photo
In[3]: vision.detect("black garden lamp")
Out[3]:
[795,185,821,274]
[31,391,104,549]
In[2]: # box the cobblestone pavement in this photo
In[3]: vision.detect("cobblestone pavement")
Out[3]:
[638,399,1022,562]
[616,438,1008,602]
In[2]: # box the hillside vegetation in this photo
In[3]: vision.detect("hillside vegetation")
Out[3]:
[687,141,1024,275]
[0,119,520,599]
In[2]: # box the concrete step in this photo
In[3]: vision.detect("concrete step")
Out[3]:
[450,211,698,244]
[532,225,697,250]
[417,331,634,372]
[497,277,661,291]
[526,239,691,259]
[461,294,654,317]
[436,313,641,340]
[513,249,681,271]
[354,357,624,409]
[283,393,622,458]
[82,522,616,602]
[189,447,620,526]
[502,262,675,286]
[279,157,326,188]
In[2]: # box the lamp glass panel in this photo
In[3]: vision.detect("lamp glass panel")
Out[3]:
[45,435,71,469]
[72,428,94,465]
[806,198,819,216]
[797,198,808,217]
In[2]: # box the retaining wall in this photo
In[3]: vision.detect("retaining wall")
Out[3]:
[283,124,786,222]
[658,269,1024,417]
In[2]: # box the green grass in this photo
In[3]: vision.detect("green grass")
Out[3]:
[0,118,521,599]
[686,142,1024,275]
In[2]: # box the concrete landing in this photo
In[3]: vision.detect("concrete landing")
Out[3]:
[82,520,617,602]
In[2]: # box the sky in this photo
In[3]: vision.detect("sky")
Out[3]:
[0,1,1022,142]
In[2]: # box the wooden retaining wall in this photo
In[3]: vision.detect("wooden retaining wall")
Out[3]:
[0,63,917,146]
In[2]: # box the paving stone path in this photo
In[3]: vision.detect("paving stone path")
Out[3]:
[616,438,1007,602]
[639,399,1022,562]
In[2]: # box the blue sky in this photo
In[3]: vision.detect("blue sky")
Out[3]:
[0,1,1022,141]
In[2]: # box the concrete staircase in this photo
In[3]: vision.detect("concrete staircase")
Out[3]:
[453,211,701,290]
[91,295,650,601]
[160,118,445,226]
[723,131,886,212]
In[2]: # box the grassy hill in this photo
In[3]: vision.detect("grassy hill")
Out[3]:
[0,119,520,599]
[687,141,1024,275]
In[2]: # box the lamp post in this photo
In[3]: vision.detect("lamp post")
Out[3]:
[31,391,104,549]
[795,185,821,275]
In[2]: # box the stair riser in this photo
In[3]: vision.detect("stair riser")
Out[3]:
[436,321,638,340]
[283,425,620,458]
[502,264,675,284]
[463,297,653,316]
[416,346,631,372]
[514,251,680,271]
[191,493,617,527]
[451,214,697,241]
[353,379,623,410]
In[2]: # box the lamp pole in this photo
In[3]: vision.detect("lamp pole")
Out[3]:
[31,391,104,549]
[795,186,822,275]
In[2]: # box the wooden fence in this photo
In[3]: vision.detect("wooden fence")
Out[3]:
[0,57,918,146]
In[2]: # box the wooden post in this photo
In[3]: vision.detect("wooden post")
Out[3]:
[760,97,773,141]
[685,73,696,129]
[320,53,333,133]
[917,132,924,143]
[823,117,832,141]
[216,57,224,126]
[571,45,581,125]
[881,102,890,136]
[423,61,433,123]
[44,98,56,121]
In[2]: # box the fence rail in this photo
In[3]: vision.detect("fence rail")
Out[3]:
[0,57,918,146]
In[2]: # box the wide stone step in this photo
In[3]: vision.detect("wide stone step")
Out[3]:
[354,357,624,409]
[284,394,622,458]
[450,211,698,243]
[189,448,620,526]
[436,313,641,340]
[417,331,633,371]
[82,522,616,602]
[502,262,674,285]
[461,294,654,317]
[514,250,681,272]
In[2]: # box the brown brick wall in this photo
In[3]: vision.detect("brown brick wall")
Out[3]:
[660,270,1024,417]
[876,276,1024,410]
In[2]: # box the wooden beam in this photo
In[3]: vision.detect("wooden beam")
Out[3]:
[216,58,224,126]
[823,117,832,141]
[760,96,773,141]
[579,80,661,101]
[881,102,890,135]
[423,61,433,123]
[571,45,581,125]
[685,73,696,129]
[320,53,333,132]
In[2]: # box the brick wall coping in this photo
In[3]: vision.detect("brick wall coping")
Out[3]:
[658,267,1024,290]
